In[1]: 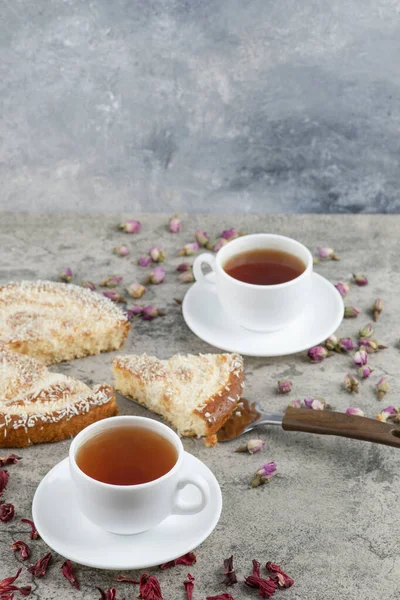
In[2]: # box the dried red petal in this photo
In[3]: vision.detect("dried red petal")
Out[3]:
[0,470,9,496]
[28,552,52,577]
[11,541,30,560]
[183,574,195,600]
[138,574,163,600]
[96,588,117,600]
[206,595,236,600]
[245,561,277,599]
[0,455,21,468]
[0,593,14,600]
[265,561,294,589]
[160,552,197,569]
[0,568,31,597]
[0,568,22,589]
[20,519,39,540]
[114,575,139,584]
[0,502,14,522]
[223,555,237,586]
[61,560,80,590]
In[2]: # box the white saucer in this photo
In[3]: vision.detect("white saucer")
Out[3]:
[32,452,222,571]
[182,272,344,357]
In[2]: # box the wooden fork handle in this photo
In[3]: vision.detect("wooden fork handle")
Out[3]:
[282,407,400,448]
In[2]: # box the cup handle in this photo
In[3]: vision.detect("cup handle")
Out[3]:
[193,253,216,285]
[172,474,210,515]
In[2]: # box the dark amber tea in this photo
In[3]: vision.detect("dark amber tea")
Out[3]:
[224,248,305,285]
[76,427,178,485]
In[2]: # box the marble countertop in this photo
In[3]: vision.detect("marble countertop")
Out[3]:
[0,213,399,600]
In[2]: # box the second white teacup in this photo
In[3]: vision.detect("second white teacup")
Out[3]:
[193,233,313,333]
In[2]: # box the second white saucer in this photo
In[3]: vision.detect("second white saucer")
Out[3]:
[32,452,222,570]
[182,271,344,357]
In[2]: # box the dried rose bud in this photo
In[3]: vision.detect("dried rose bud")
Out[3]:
[213,237,228,252]
[0,502,14,522]
[126,283,147,299]
[353,347,368,367]
[358,366,373,379]
[113,244,129,257]
[119,219,141,233]
[220,228,242,240]
[149,245,167,262]
[335,281,350,297]
[125,305,143,319]
[146,267,166,285]
[371,298,383,322]
[195,229,210,247]
[337,337,354,352]
[12,540,31,560]
[376,376,389,401]
[138,255,152,267]
[236,439,265,454]
[344,374,359,393]
[100,275,123,288]
[307,345,328,362]
[142,306,165,320]
[177,262,191,272]
[289,399,301,408]
[325,334,338,351]
[377,405,397,422]
[103,291,126,303]
[317,247,340,260]
[345,407,364,417]
[169,215,182,233]
[344,306,361,318]
[160,552,196,569]
[80,280,96,291]
[60,268,72,283]
[353,273,368,286]
[179,271,194,283]
[251,461,277,488]
[303,398,326,410]
[359,323,374,339]
[178,242,199,256]
[358,338,387,353]
[277,379,292,393]
[62,560,80,590]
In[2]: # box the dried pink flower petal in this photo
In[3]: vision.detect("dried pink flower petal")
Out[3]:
[307,345,328,362]
[371,298,383,322]
[207,594,235,600]
[119,219,141,234]
[0,568,31,598]
[344,306,360,318]
[169,215,182,233]
[96,587,118,600]
[245,560,278,598]
[178,242,199,256]
[353,273,368,286]
[0,502,14,522]
[376,376,389,401]
[61,560,80,590]
[138,255,152,268]
[60,268,72,283]
[11,541,31,560]
[113,244,129,257]
[236,439,265,454]
[149,246,167,263]
[20,518,39,539]
[178,271,194,283]
[353,347,368,367]
[0,470,9,495]
[359,323,374,338]
[126,283,147,299]
[337,337,354,352]
[138,573,163,599]
[103,291,126,303]
[277,379,292,394]
[0,454,21,468]
[335,282,349,297]
[160,552,196,569]
[28,552,52,577]
[251,462,277,488]
[195,230,210,247]
[358,366,373,379]
[344,374,359,393]
[345,407,364,417]
[100,275,123,288]
[183,574,194,600]
[325,335,338,351]
[81,280,96,291]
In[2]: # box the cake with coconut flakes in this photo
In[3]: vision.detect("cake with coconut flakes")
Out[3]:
[0,346,117,447]
[0,280,130,365]
[112,352,244,437]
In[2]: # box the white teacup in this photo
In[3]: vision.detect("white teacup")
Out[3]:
[193,233,313,333]
[69,416,210,535]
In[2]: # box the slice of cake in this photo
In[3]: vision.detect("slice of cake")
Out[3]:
[112,352,244,437]
[0,280,130,364]
[0,346,117,447]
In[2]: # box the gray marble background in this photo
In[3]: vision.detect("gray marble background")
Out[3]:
[1,0,400,213]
